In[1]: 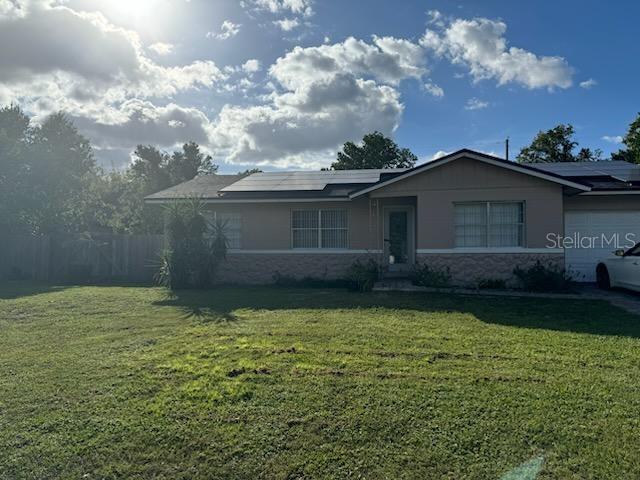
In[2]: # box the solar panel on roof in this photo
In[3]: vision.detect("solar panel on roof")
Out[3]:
[534,161,640,182]
[220,169,407,192]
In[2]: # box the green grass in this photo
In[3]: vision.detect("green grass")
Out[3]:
[1,283,640,479]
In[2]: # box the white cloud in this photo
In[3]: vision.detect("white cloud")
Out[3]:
[273,17,299,31]
[246,0,313,17]
[429,150,450,160]
[1,2,580,169]
[0,2,226,110]
[211,73,403,167]
[423,81,444,97]
[148,42,174,55]
[602,135,623,144]
[0,1,231,166]
[270,36,428,90]
[209,34,428,166]
[72,100,211,150]
[242,59,262,73]
[580,78,597,89]
[421,13,573,90]
[465,98,489,110]
[206,20,241,40]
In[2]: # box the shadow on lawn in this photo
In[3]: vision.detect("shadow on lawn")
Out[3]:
[0,281,70,300]
[153,287,640,338]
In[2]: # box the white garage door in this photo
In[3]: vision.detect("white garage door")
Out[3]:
[565,210,640,282]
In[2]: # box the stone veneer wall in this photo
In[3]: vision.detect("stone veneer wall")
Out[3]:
[216,251,565,286]
[415,253,565,287]
[217,253,380,284]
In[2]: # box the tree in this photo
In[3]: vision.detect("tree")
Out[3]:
[168,141,217,183]
[612,113,640,164]
[331,131,417,170]
[130,145,172,194]
[517,124,601,163]
[237,168,262,176]
[0,105,32,232]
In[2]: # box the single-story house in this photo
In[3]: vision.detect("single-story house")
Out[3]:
[145,149,640,285]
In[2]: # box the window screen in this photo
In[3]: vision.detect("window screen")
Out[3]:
[292,209,348,249]
[454,202,524,248]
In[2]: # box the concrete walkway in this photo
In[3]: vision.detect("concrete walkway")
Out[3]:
[373,279,640,316]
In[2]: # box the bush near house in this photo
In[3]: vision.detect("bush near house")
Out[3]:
[513,261,574,293]
[272,272,351,289]
[411,263,452,288]
[476,278,508,290]
[156,199,227,289]
[344,258,380,292]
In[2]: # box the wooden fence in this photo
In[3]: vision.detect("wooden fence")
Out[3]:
[0,234,165,283]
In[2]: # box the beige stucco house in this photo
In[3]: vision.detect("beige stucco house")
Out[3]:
[146,150,640,285]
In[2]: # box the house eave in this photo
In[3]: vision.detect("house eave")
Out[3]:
[144,196,352,204]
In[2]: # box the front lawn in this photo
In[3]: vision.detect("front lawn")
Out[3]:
[1,284,640,479]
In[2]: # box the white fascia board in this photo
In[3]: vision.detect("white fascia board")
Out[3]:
[578,190,640,196]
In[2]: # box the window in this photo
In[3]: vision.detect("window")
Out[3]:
[454,202,524,248]
[292,209,348,249]
[207,212,242,249]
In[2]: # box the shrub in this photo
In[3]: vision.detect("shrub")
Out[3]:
[476,278,507,290]
[410,263,451,288]
[513,261,573,293]
[272,272,351,289]
[344,259,380,292]
[155,198,227,289]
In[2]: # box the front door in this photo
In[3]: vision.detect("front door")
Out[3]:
[384,207,415,271]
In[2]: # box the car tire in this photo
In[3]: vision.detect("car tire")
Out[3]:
[596,264,611,290]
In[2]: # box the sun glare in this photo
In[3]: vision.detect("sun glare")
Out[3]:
[103,0,160,21]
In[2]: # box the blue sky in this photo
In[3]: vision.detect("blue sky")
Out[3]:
[2,0,638,172]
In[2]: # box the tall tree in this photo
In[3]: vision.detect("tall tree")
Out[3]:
[168,141,217,183]
[130,145,172,194]
[517,124,601,163]
[0,105,32,232]
[611,113,640,164]
[331,131,417,170]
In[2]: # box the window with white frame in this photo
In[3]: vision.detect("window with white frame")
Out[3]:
[454,202,524,248]
[206,212,242,249]
[291,209,348,249]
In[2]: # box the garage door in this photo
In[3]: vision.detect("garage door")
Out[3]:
[565,211,640,282]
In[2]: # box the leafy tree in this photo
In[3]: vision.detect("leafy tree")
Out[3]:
[517,124,601,163]
[331,131,417,170]
[130,145,172,194]
[0,105,32,232]
[612,113,640,164]
[0,108,102,234]
[168,141,217,183]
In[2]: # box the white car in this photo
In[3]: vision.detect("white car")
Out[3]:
[596,242,640,292]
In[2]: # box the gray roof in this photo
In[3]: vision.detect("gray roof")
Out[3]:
[145,152,640,202]
[220,169,407,192]
[533,161,640,182]
[145,175,243,200]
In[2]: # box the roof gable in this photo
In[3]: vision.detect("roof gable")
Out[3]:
[349,149,591,198]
